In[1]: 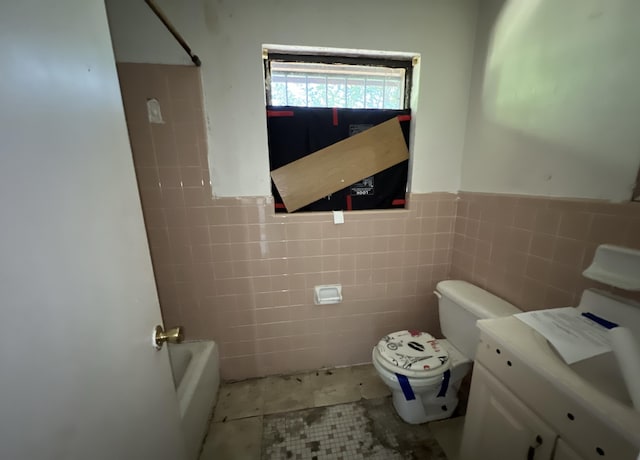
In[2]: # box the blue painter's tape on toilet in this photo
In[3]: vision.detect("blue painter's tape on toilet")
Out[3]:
[437,370,451,397]
[395,373,416,401]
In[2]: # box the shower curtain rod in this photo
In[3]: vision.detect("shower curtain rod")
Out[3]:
[144,0,201,67]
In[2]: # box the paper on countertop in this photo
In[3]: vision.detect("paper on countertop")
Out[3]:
[515,307,612,364]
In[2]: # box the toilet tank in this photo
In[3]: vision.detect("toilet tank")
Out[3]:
[436,280,521,360]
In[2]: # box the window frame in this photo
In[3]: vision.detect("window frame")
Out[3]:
[264,51,414,110]
[263,46,418,214]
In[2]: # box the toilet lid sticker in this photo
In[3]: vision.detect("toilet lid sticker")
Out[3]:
[387,351,434,370]
[427,339,441,353]
[377,330,449,373]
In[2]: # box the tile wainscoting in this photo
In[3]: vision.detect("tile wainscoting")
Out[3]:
[451,192,640,311]
[175,194,455,380]
[117,63,640,380]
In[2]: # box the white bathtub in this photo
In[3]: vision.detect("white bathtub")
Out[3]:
[168,341,220,460]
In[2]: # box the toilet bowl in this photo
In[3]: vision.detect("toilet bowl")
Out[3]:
[372,333,472,424]
[372,280,521,424]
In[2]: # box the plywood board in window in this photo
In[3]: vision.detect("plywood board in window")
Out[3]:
[270,117,409,212]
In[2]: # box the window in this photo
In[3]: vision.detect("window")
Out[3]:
[268,61,406,109]
[264,48,416,213]
[265,52,413,110]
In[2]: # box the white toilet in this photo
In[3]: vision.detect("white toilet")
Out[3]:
[372,280,522,424]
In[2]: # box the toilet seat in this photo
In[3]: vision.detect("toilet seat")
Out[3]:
[375,330,450,378]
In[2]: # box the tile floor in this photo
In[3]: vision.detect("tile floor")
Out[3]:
[200,364,463,460]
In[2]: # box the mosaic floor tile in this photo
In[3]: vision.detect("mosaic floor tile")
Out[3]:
[261,397,447,460]
[204,365,451,460]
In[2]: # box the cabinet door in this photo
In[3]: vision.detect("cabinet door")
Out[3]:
[553,440,585,460]
[460,364,557,460]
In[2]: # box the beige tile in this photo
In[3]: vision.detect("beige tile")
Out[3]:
[255,337,291,354]
[179,166,203,188]
[351,364,390,399]
[139,188,163,209]
[525,256,551,283]
[521,278,548,310]
[552,237,586,266]
[262,373,315,415]
[255,307,291,324]
[200,416,262,460]
[534,208,561,235]
[437,200,456,217]
[312,367,361,407]
[213,379,264,422]
[220,356,259,381]
[256,351,291,375]
[588,214,629,245]
[530,233,555,260]
[223,341,257,358]
[513,205,537,230]
[135,166,160,190]
[557,212,592,240]
[188,226,211,246]
[227,206,249,225]
[544,285,574,307]
[161,188,185,208]
[158,167,182,188]
[182,184,211,207]
[429,416,465,460]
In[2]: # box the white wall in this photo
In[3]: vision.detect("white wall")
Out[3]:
[106,0,478,197]
[106,0,190,66]
[461,0,640,201]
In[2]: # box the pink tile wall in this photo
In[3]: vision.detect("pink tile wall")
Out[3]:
[195,195,455,379]
[117,64,640,381]
[451,192,640,311]
[117,63,455,380]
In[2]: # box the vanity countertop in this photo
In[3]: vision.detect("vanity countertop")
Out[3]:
[476,316,640,450]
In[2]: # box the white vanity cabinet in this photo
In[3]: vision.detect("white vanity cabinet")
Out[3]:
[554,440,585,460]
[460,318,640,460]
[461,364,557,460]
